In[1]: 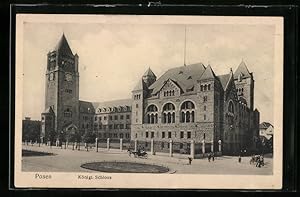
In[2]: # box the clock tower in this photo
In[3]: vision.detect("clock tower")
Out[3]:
[41,34,79,143]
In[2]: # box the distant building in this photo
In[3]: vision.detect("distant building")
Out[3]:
[22,117,41,142]
[131,62,260,154]
[259,122,274,141]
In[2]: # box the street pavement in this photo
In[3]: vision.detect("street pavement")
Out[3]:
[21,144,273,175]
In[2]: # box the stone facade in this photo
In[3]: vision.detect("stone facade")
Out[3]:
[41,35,131,144]
[131,63,260,154]
[40,34,259,155]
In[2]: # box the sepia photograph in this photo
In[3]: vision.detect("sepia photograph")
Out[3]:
[14,14,283,189]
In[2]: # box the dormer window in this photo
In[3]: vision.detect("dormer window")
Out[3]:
[187,76,192,80]
[179,71,183,74]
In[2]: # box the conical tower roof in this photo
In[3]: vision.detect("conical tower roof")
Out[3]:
[54,34,73,56]
[200,65,216,80]
[234,60,251,79]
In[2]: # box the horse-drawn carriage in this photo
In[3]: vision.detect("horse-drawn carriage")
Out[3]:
[127,149,148,158]
[250,155,264,167]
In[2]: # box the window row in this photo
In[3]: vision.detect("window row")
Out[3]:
[97,106,131,113]
[163,90,175,97]
[141,131,192,139]
[200,84,211,91]
[134,94,141,100]
[92,114,130,121]
[85,123,131,130]
[65,89,72,94]
[99,133,130,139]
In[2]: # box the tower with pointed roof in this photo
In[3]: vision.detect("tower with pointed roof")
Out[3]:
[131,68,157,131]
[234,60,254,110]
[42,34,80,143]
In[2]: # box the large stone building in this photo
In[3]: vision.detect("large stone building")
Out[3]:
[131,62,260,154]
[40,34,259,155]
[40,34,131,144]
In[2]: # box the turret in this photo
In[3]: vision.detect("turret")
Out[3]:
[234,60,254,110]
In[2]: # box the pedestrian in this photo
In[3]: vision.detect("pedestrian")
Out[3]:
[188,157,192,165]
[208,153,211,162]
[212,152,215,161]
[238,155,241,163]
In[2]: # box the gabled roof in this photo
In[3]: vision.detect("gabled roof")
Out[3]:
[217,74,231,90]
[259,122,273,129]
[42,106,55,114]
[200,65,216,80]
[234,60,251,79]
[149,63,206,94]
[143,67,156,78]
[54,34,73,56]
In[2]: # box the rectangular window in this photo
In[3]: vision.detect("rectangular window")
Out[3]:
[109,125,113,129]
[162,132,165,138]
[109,116,112,120]
[168,132,171,138]
[120,115,124,120]
[187,132,191,139]
[151,132,154,138]
[99,116,102,121]
[99,125,102,129]
[203,96,208,102]
[204,114,206,120]
[180,143,183,149]
[180,132,184,139]
[120,124,124,129]
[146,132,149,138]
[126,115,130,119]
[94,117,97,121]
[104,133,107,138]
[136,104,139,108]
[114,124,118,129]
[126,124,131,129]
[104,116,107,120]
[204,106,206,111]
[114,115,118,120]
[161,142,164,149]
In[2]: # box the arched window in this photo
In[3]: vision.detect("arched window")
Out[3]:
[162,103,176,123]
[180,101,195,123]
[146,104,158,124]
[228,101,234,114]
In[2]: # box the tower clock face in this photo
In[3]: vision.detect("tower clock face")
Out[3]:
[65,73,73,82]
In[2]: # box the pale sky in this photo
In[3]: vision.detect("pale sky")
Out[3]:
[22,19,276,124]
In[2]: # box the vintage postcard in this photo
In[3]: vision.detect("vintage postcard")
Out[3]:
[14,14,283,189]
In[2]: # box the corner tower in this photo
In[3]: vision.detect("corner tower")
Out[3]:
[233,61,254,110]
[42,34,80,142]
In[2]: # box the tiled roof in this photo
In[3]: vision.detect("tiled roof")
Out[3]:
[217,74,231,90]
[54,34,74,56]
[79,99,132,114]
[149,63,206,94]
[234,61,251,79]
[259,122,273,129]
[79,100,96,114]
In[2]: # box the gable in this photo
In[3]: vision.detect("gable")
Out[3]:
[160,79,182,97]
